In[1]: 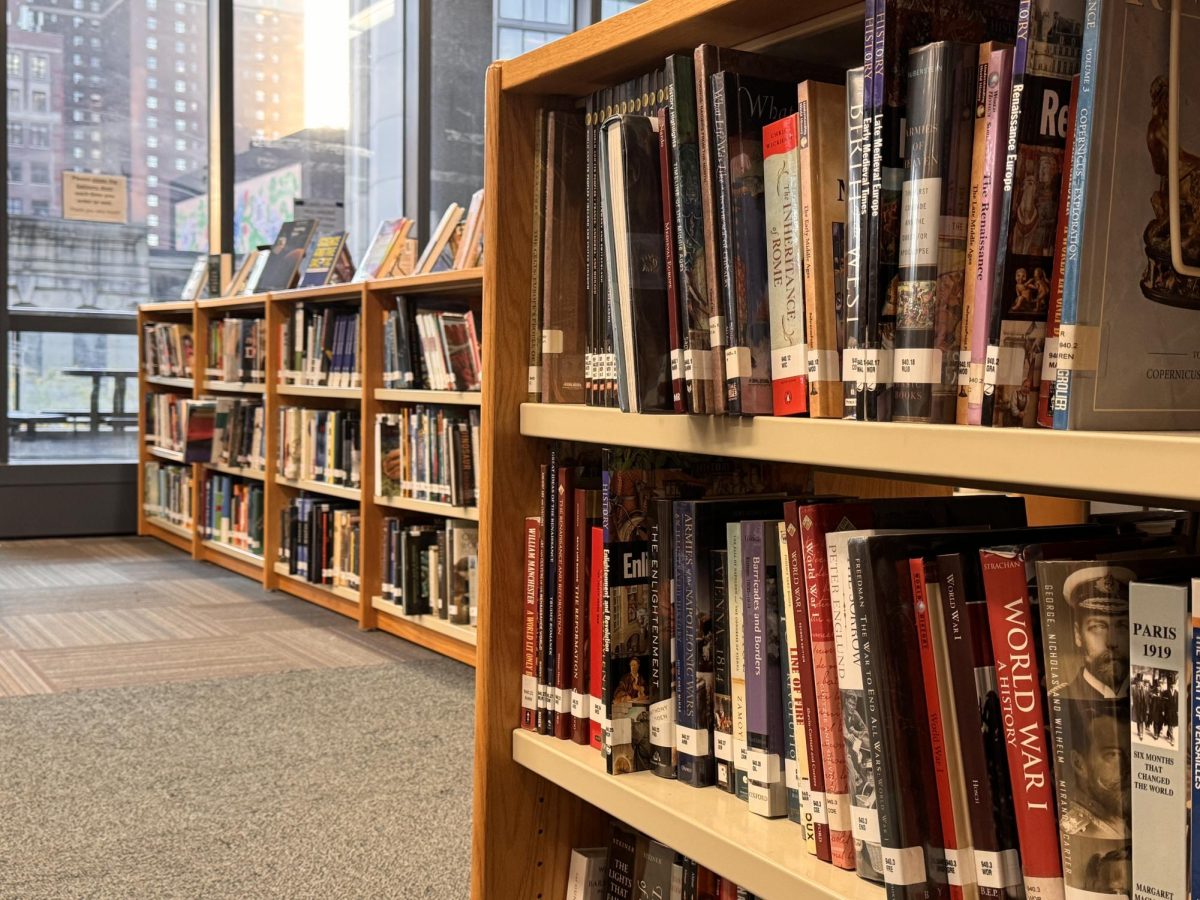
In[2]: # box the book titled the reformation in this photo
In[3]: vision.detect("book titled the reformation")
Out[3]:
[892,40,976,424]
[1054,0,1200,430]
[982,0,1083,428]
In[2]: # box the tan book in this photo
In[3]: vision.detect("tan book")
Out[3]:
[415,204,464,274]
[797,80,848,418]
[224,251,258,296]
[389,237,419,278]
[378,219,415,277]
[453,189,485,270]
[465,190,485,267]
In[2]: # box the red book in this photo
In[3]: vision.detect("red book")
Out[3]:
[553,468,576,740]
[570,487,595,744]
[980,548,1064,900]
[521,516,542,732]
[782,502,830,861]
[658,106,686,412]
[796,502,858,869]
[911,558,966,900]
[588,524,605,752]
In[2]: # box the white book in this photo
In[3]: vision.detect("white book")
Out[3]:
[565,847,606,900]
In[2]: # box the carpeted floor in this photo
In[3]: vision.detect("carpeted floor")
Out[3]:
[0,538,476,899]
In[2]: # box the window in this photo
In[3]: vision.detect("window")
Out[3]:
[174,99,185,112]
[8,162,22,183]
[174,20,185,34]
[146,36,157,50]
[29,125,50,147]
[147,56,157,70]
[32,200,49,216]
[7,198,23,214]
[146,115,158,129]
[7,88,20,111]
[29,55,46,80]
[147,175,158,187]
[147,194,158,207]
[146,0,157,9]
[30,162,49,184]
[8,123,23,146]
[7,50,21,75]
[31,92,47,112]
[174,137,186,151]
[146,154,157,168]
[146,16,157,29]
[174,79,185,93]
[146,134,158,148]
[146,213,158,227]
[147,96,157,109]
[174,118,185,132]
[173,158,187,171]
[147,76,158,90]
[147,233,159,247]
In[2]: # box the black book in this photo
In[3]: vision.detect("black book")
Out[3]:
[604,822,642,900]
[256,219,318,292]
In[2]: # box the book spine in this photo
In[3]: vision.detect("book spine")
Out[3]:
[863,0,892,423]
[600,460,612,761]
[710,72,741,416]
[843,67,866,420]
[1036,75,1080,429]
[589,524,605,752]
[711,548,735,792]
[1129,582,1188,900]
[521,516,541,731]
[1191,580,1200,900]
[649,498,677,777]
[798,507,855,869]
[763,114,808,417]
[980,550,1063,900]
[554,467,575,741]
[742,520,786,818]
[658,108,686,412]
[584,97,596,405]
[727,521,750,800]
[570,487,591,745]
[694,45,728,415]
[675,502,714,787]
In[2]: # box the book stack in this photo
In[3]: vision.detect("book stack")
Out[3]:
[277,496,360,590]
[522,444,1199,900]
[529,2,1200,432]
[279,304,361,388]
[382,297,482,392]
[200,474,264,557]
[277,407,361,488]
[206,398,265,474]
[380,518,478,624]
[143,460,193,529]
[142,322,194,379]
[144,393,192,455]
[375,408,479,509]
[205,316,265,385]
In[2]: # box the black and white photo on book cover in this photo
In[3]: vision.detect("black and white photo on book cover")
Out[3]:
[1129,664,1179,751]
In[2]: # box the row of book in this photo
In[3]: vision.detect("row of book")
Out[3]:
[206,398,265,474]
[142,322,194,379]
[531,3,1200,431]
[143,460,193,529]
[205,316,265,385]
[278,407,362,489]
[381,296,482,393]
[522,446,1197,900]
[279,305,361,388]
[375,408,479,509]
[144,392,188,455]
[379,518,478,625]
[162,396,266,472]
[200,474,264,558]
[176,191,487,302]
[277,495,361,590]
[567,822,758,900]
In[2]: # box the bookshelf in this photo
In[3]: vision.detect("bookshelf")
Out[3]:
[136,268,483,668]
[469,1,1192,897]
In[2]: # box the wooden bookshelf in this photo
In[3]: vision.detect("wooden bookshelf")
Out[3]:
[374,494,480,521]
[136,268,483,666]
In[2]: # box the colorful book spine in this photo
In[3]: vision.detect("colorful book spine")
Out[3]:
[843,66,866,421]
[521,516,541,731]
[554,467,576,741]
[570,487,592,745]
[589,524,605,751]
[727,521,750,800]
[675,501,715,787]
[649,498,677,777]
[1190,579,1200,900]
[711,549,735,792]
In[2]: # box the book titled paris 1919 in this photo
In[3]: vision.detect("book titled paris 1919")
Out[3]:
[1053,0,1200,430]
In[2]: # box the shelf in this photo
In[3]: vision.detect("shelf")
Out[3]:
[374,495,479,521]
[203,461,265,481]
[276,384,361,399]
[512,730,880,900]
[200,539,264,565]
[138,300,195,314]
[197,294,267,310]
[371,596,477,645]
[144,374,195,390]
[371,597,477,666]
[366,267,483,295]
[142,515,193,541]
[374,388,482,406]
[275,476,362,502]
[268,282,363,303]
[521,404,1200,508]
[272,562,360,611]
[147,445,187,463]
[201,380,265,395]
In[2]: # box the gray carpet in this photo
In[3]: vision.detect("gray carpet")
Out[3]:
[0,664,475,899]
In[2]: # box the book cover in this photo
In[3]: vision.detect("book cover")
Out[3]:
[982,0,1083,428]
[589,524,605,752]
[648,497,677,777]
[257,219,318,292]
[1055,1,1200,430]
[572,487,599,744]
[604,823,641,900]
[298,233,346,288]
[762,113,808,417]
[844,67,867,420]
[658,106,686,413]
[798,80,849,419]
[728,520,750,799]
[554,467,578,741]
[521,516,541,732]
[354,218,406,282]
[892,40,976,424]
[1128,581,1187,900]
[711,548,734,792]
[529,110,549,401]
[415,203,463,275]
[180,255,208,300]
[1190,579,1200,900]
[567,847,607,900]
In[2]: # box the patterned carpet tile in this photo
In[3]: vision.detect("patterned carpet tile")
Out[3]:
[0,650,53,698]
[0,606,232,651]
[250,628,397,670]
[0,561,132,590]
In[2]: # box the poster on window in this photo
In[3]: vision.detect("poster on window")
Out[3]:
[62,172,128,224]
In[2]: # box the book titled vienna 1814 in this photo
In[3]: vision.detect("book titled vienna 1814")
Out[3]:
[1053,0,1200,430]
[257,219,318,292]
[892,40,976,423]
[1128,581,1188,900]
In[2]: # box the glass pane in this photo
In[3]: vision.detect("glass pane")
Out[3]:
[545,0,570,26]
[523,29,548,53]
[523,0,546,24]
[8,330,138,462]
[497,27,523,60]
[601,0,645,19]
[499,0,523,19]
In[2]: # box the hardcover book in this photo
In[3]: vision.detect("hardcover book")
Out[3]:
[529,110,549,401]
[256,219,318,292]
[1054,0,1200,429]
[180,255,208,300]
[299,233,347,288]
[648,497,677,777]
[711,549,734,792]
[658,107,686,412]
[844,67,866,420]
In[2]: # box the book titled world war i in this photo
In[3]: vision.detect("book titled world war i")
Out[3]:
[1054,0,1200,430]
[981,0,1083,428]
[1128,581,1188,900]
[892,40,976,424]
[257,219,318,292]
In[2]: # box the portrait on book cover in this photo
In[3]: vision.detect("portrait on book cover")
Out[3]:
[839,688,882,881]
[1048,564,1132,701]
[1129,666,1179,751]
[1011,147,1063,258]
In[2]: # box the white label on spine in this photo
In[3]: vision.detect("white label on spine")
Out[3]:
[825,792,852,831]
[852,804,881,844]
[709,316,726,348]
[957,349,971,386]
[842,349,865,387]
[650,698,674,748]
[1057,324,1101,372]
[527,365,542,394]
[684,348,712,380]
[521,674,536,711]
[943,848,964,886]
[984,344,1027,388]
[899,177,942,266]
[570,692,586,718]
[862,349,892,388]
[1041,335,1059,382]
[772,342,807,377]
[1023,875,1066,900]
[784,757,799,790]
[554,687,572,714]
[746,748,781,782]
[808,349,840,383]
[541,328,563,355]
[968,363,985,405]
[609,715,631,746]
[713,731,733,761]
[675,724,710,756]
[975,849,1022,890]
[809,790,828,824]
[725,345,751,379]
[589,695,603,723]
[882,845,927,886]
[669,350,685,382]
[893,348,943,384]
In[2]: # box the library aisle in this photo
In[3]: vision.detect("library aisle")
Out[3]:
[0,536,474,899]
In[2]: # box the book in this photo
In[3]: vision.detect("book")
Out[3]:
[659,106,686,413]
[454,189,486,270]
[1191,580,1200,900]
[892,40,976,424]
[554,467,578,741]
[180,255,208,300]
[353,217,410,282]
[224,251,259,297]
[542,111,589,405]
[604,822,641,900]
[589,524,605,751]
[960,43,1015,426]
[844,66,867,420]
[522,516,542,730]
[572,487,600,744]
[711,548,734,792]
[1128,581,1187,900]
[567,847,608,900]
[298,232,347,288]
[241,248,272,295]
[648,497,677,775]
[1054,0,1200,429]
[981,0,1083,428]
[256,219,319,292]
[529,110,549,401]
[415,203,464,275]
[762,113,807,417]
